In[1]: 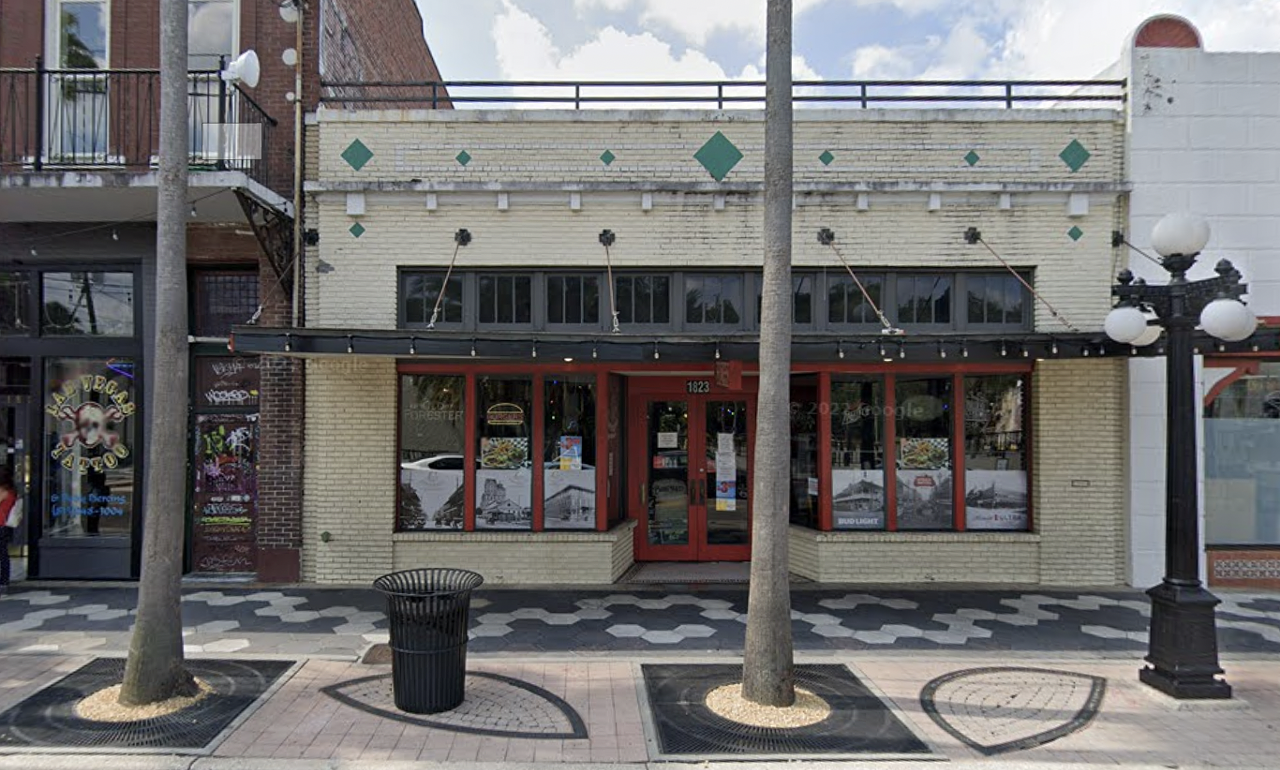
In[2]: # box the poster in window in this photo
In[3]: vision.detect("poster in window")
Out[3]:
[964,469,1028,530]
[477,469,532,529]
[558,436,583,470]
[896,469,954,529]
[400,463,465,530]
[192,414,258,572]
[831,468,886,529]
[545,467,596,529]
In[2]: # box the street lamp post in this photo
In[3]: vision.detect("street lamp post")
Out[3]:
[1105,213,1256,700]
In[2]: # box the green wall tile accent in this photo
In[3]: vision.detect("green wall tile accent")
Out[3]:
[694,131,743,181]
[340,139,373,171]
[456,150,472,166]
[349,223,366,238]
[964,150,980,167]
[1059,140,1091,172]
[819,150,835,166]
[600,150,616,166]
[1067,226,1083,242]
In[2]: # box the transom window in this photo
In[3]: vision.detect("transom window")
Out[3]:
[397,269,1032,333]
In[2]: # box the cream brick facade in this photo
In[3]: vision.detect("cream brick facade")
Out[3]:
[296,106,1133,587]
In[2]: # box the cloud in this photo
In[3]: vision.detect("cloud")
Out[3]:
[847,17,991,81]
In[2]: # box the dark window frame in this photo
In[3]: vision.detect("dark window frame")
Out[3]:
[545,273,603,330]
[191,267,259,338]
[398,269,467,330]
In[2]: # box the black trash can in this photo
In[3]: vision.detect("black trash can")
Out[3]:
[374,568,484,714]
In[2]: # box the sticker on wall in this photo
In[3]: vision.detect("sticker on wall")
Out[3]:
[558,436,583,470]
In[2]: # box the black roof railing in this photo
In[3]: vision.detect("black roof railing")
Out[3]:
[320,79,1126,110]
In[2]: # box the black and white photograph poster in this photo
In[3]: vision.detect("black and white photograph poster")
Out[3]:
[964,469,1029,530]
[831,469,886,529]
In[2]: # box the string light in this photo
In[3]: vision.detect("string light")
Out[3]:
[1000,341,1008,357]
[470,340,477,357]
[591,344,598,359]
[715,342,721,360]
[961,344,969,358]
[111,229,119,241]
[1051,341,1059,356]
[938,342,947,359]
[284,333,292,352]
[837,341,845,359]
[653,342,660,360]
[409,336,416,355]
[898,342,906,359]
[532,340,538,358]
[346,335,354,354]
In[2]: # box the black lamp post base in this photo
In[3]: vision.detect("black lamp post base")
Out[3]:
[1140,581,1232,700]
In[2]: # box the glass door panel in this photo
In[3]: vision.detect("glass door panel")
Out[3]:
[704,399,749,548]
[646,400,689,548]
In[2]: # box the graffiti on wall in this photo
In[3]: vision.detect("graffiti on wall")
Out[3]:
[192,414,258,573]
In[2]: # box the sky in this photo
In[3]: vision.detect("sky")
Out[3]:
[413,0,1280,85]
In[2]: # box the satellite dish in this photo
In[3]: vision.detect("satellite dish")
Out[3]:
[221,50,261,88]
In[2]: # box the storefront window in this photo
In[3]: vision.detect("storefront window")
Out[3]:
[402,272,463,327]
[478,275,532,325]
[896,376,953,529]
[964,375,1028,530]
[546,276,600,326]
[967,274,1025,327]
[1205,363,1280,545]
[615,275,670,325]
[831,376,886,529]
[42,272,134,336]
[543,375,596,529]
[896,274,952,326]
[789,375,819,528]
[1,272,31,334]
[828,274,884,326]
[42,358,138,539]
[476,376,533,529]
[398,375,466,530]
[685,274,742,325]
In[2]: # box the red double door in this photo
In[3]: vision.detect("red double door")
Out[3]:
[628,377,755,561]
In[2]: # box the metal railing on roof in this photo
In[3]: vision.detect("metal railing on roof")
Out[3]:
[319,79,1126,110]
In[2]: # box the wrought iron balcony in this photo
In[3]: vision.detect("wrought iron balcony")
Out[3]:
[1,57,280,194]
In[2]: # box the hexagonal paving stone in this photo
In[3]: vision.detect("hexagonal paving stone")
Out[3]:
[606,624,647,638]
[699,608,740,621]
[818,594,879,610]
[477,613,516,625]
[345,612,384,624]
[0,619,45,633]
[811,624,854,638]
[183,591,226,603]
[602,594,641,605]
[183,644,204,654]
[280,611,322,624]
[954,608,998,620]
[66,604,110,616]
[245,592,287,601]
[1080,624,1127,639]
[319,606,360,618]
[694,599,733,610]
[511,608,550,619]
[922,630,972,645]
[641,630,685,644]
[206,595,249,607]
[880,598,919,610]
[853,630,898,645]
[27,609,68,621]
[203,638,251,653]
[469,624,514,638]
[195,620,241,634]
[254,606,289,617]
[573,608,612,620]
[797,613,843,626]
[880,624,925,638]
[20,592,71,606]
[664,595,704,605]
[673,624,716,638]
[332,622,379,636]
[363,632,390,644]
[635,599,673,610]
[541,613,581,626]
[85,609,130,622]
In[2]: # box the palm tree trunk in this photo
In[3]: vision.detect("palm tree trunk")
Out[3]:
[119,0,196,706]
[742,0,795,707]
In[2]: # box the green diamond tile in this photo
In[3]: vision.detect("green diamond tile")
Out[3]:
[1067,225,1084,242]
[694,131,743,182]
[964,150,980,167]
[340,139,373,171]
[819,150,835,166]
[349,222,366,238]
[456,150,472,166]
[600,149,616,166]
[1059,139,1091,172]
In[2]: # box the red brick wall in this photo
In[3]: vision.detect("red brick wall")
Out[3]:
[0,0,42,67]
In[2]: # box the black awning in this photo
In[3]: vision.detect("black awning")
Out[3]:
[229,326,1280,363]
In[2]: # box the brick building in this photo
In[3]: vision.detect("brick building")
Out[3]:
[0,0,445,580]
[231,77,1160,585]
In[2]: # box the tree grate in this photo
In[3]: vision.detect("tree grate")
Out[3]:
[641,663,932,758]
[0,658,294,750]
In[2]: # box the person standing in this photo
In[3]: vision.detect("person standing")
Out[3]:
[0,467,22,595]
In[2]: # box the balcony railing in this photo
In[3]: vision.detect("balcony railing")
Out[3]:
[1,57,280,192]
[319,78,1126,110]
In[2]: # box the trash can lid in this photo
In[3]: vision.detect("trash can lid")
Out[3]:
[373,567,485,597]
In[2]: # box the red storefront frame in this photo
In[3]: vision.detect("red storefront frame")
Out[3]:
[396,360,1035,553]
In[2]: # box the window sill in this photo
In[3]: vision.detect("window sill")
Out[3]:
[791,526,1040,544]
[394,519,635,542]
